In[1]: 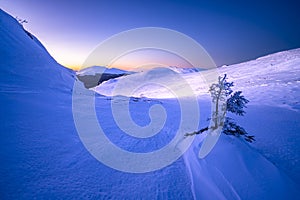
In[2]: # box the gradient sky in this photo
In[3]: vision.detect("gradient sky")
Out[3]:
[1,0,300,70]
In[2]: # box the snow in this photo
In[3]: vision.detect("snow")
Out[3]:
[1,8,300,199]
[0,9,74,92]
[94,67,210,98]
[185,134,299,200]
[95,48,300,110]
[216,48,300,110]
[234,105,300,185]
[167,66,202,74]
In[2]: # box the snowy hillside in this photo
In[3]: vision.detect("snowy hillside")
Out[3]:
[212,50,300,185]
[94,67,197,98]
[95,48,300,187]
[95,49,300,107]
[168,66,202,73]
[218,48,300,109]
[0,9,74,92]
[1,8,299,199]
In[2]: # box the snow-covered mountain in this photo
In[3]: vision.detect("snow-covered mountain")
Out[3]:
[77,65,130,76]
[76,65,201,90]
[1,8,299,199]
[76,66,132,88]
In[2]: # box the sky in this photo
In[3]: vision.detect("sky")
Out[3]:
[1,0,300,70]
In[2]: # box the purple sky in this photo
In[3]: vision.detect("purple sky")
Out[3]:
[1,0,300,69]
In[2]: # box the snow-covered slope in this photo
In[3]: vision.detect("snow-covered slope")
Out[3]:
[185,134,299,199]
[95,49,300,106]
[168,66,202,74]
[212,50,300,185]
[95,48,300,187]
[1,8,299,199]
[0,9,193,199]
[0,9,74,92]
[217,48,300,109]
[94,67,211,98]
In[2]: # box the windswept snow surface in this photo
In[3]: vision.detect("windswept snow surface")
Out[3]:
[215,49,300,185]
[1,8,300,199]
[0,9,194,199]
[167,66,202,74]
[95,49,300,107]
[218,48,300,110]
[94,48,300,194]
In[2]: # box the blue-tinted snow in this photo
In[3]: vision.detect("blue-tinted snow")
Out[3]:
[1,8,300,199]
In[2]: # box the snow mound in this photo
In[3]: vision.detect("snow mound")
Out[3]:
[185,134,300,199]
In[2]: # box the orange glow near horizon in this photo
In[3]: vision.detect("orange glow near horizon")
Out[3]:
[61,48,195,72]
[52,49,193,71]
[64,65,81,71]
[109,49,194,71]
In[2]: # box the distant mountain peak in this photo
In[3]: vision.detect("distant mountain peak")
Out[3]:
[76,66,132,76]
